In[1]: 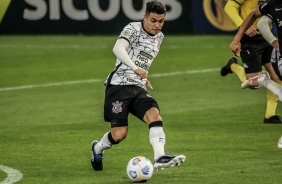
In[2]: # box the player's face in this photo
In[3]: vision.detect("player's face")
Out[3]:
[143,13,165,35]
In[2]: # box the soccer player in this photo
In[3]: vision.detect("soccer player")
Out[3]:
[221,0,282,124]
[242,15,282,148]
[90,0,186,171]
[230,0,282,148]
[257,15,281,79]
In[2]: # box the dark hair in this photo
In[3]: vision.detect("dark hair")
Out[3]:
[145,0,166,15]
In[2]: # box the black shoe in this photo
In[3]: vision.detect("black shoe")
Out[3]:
[91,140,103,171]
[220,56,238,76]
[264,115,282,124]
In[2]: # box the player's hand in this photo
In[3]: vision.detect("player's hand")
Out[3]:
[146,79,153,89]
[245,26,257,37]
[134,68,147,79]
[271,40,279,52]
[230,41,241,57]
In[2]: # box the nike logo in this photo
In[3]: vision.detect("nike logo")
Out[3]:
[276,8,282,11]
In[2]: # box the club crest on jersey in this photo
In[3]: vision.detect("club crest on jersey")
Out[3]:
[112,101,123,114]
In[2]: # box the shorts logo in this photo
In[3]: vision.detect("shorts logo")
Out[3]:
[112,101,123,114]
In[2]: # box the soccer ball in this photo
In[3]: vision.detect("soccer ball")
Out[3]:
[126,156,154,182]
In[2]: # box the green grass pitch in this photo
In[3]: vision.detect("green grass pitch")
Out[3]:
[0,35,281,184]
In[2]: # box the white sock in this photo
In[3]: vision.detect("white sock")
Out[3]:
[95,132,113,154]
[261,79,282,101]
[149,127,166,160]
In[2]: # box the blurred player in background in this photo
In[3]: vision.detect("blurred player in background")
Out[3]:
[257,15,282,149]
[221,0,282,124]
[90,0,186,172]
[257,15,281,80]
[229,0,282,148]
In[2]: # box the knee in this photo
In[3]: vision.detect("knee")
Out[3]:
[153,114,162,122]
[143,107,162,124]
[111,128,127,142]
[113,133,127,142]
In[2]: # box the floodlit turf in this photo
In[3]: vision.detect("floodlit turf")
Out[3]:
[0,35,281,184]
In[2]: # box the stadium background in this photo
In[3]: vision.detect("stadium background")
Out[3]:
[0,0,237,34]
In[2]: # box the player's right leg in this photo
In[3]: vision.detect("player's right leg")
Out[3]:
[241,43,281,123]
[91,127,127,171]
[91,140,104,171]
[241,71,282,102]
[91,85,131,171]
[258,72,282,102]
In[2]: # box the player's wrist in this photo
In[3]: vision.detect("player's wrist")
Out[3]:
[132,65,138,71]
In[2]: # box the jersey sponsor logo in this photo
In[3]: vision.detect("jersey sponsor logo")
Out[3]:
[203,0,237,31]
[136,54,149,63]
[134,51,152,70]
[112,101,123,114]
[134,60,149,70]
[140,51,153,60]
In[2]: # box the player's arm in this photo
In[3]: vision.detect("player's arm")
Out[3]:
[113,38,147,79]
[258,15,279,51]
[224,0,243,27]
[230,7,262,56]
[224,0,257,37]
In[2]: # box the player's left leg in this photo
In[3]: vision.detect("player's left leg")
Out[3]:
[242,71,282,102]
[91,85,132,171]
[264,89,281,123]
[220,56,247,82]
[242,77,282,123]
[143,108,186,171]
[91,126,128,171]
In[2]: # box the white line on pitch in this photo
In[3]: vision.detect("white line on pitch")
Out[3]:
[0,165,23,184]
[0,68,219,92]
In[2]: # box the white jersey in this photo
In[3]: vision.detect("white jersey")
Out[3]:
[105,22,164,89]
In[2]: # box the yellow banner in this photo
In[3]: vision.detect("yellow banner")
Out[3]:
[0,0,11,24]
